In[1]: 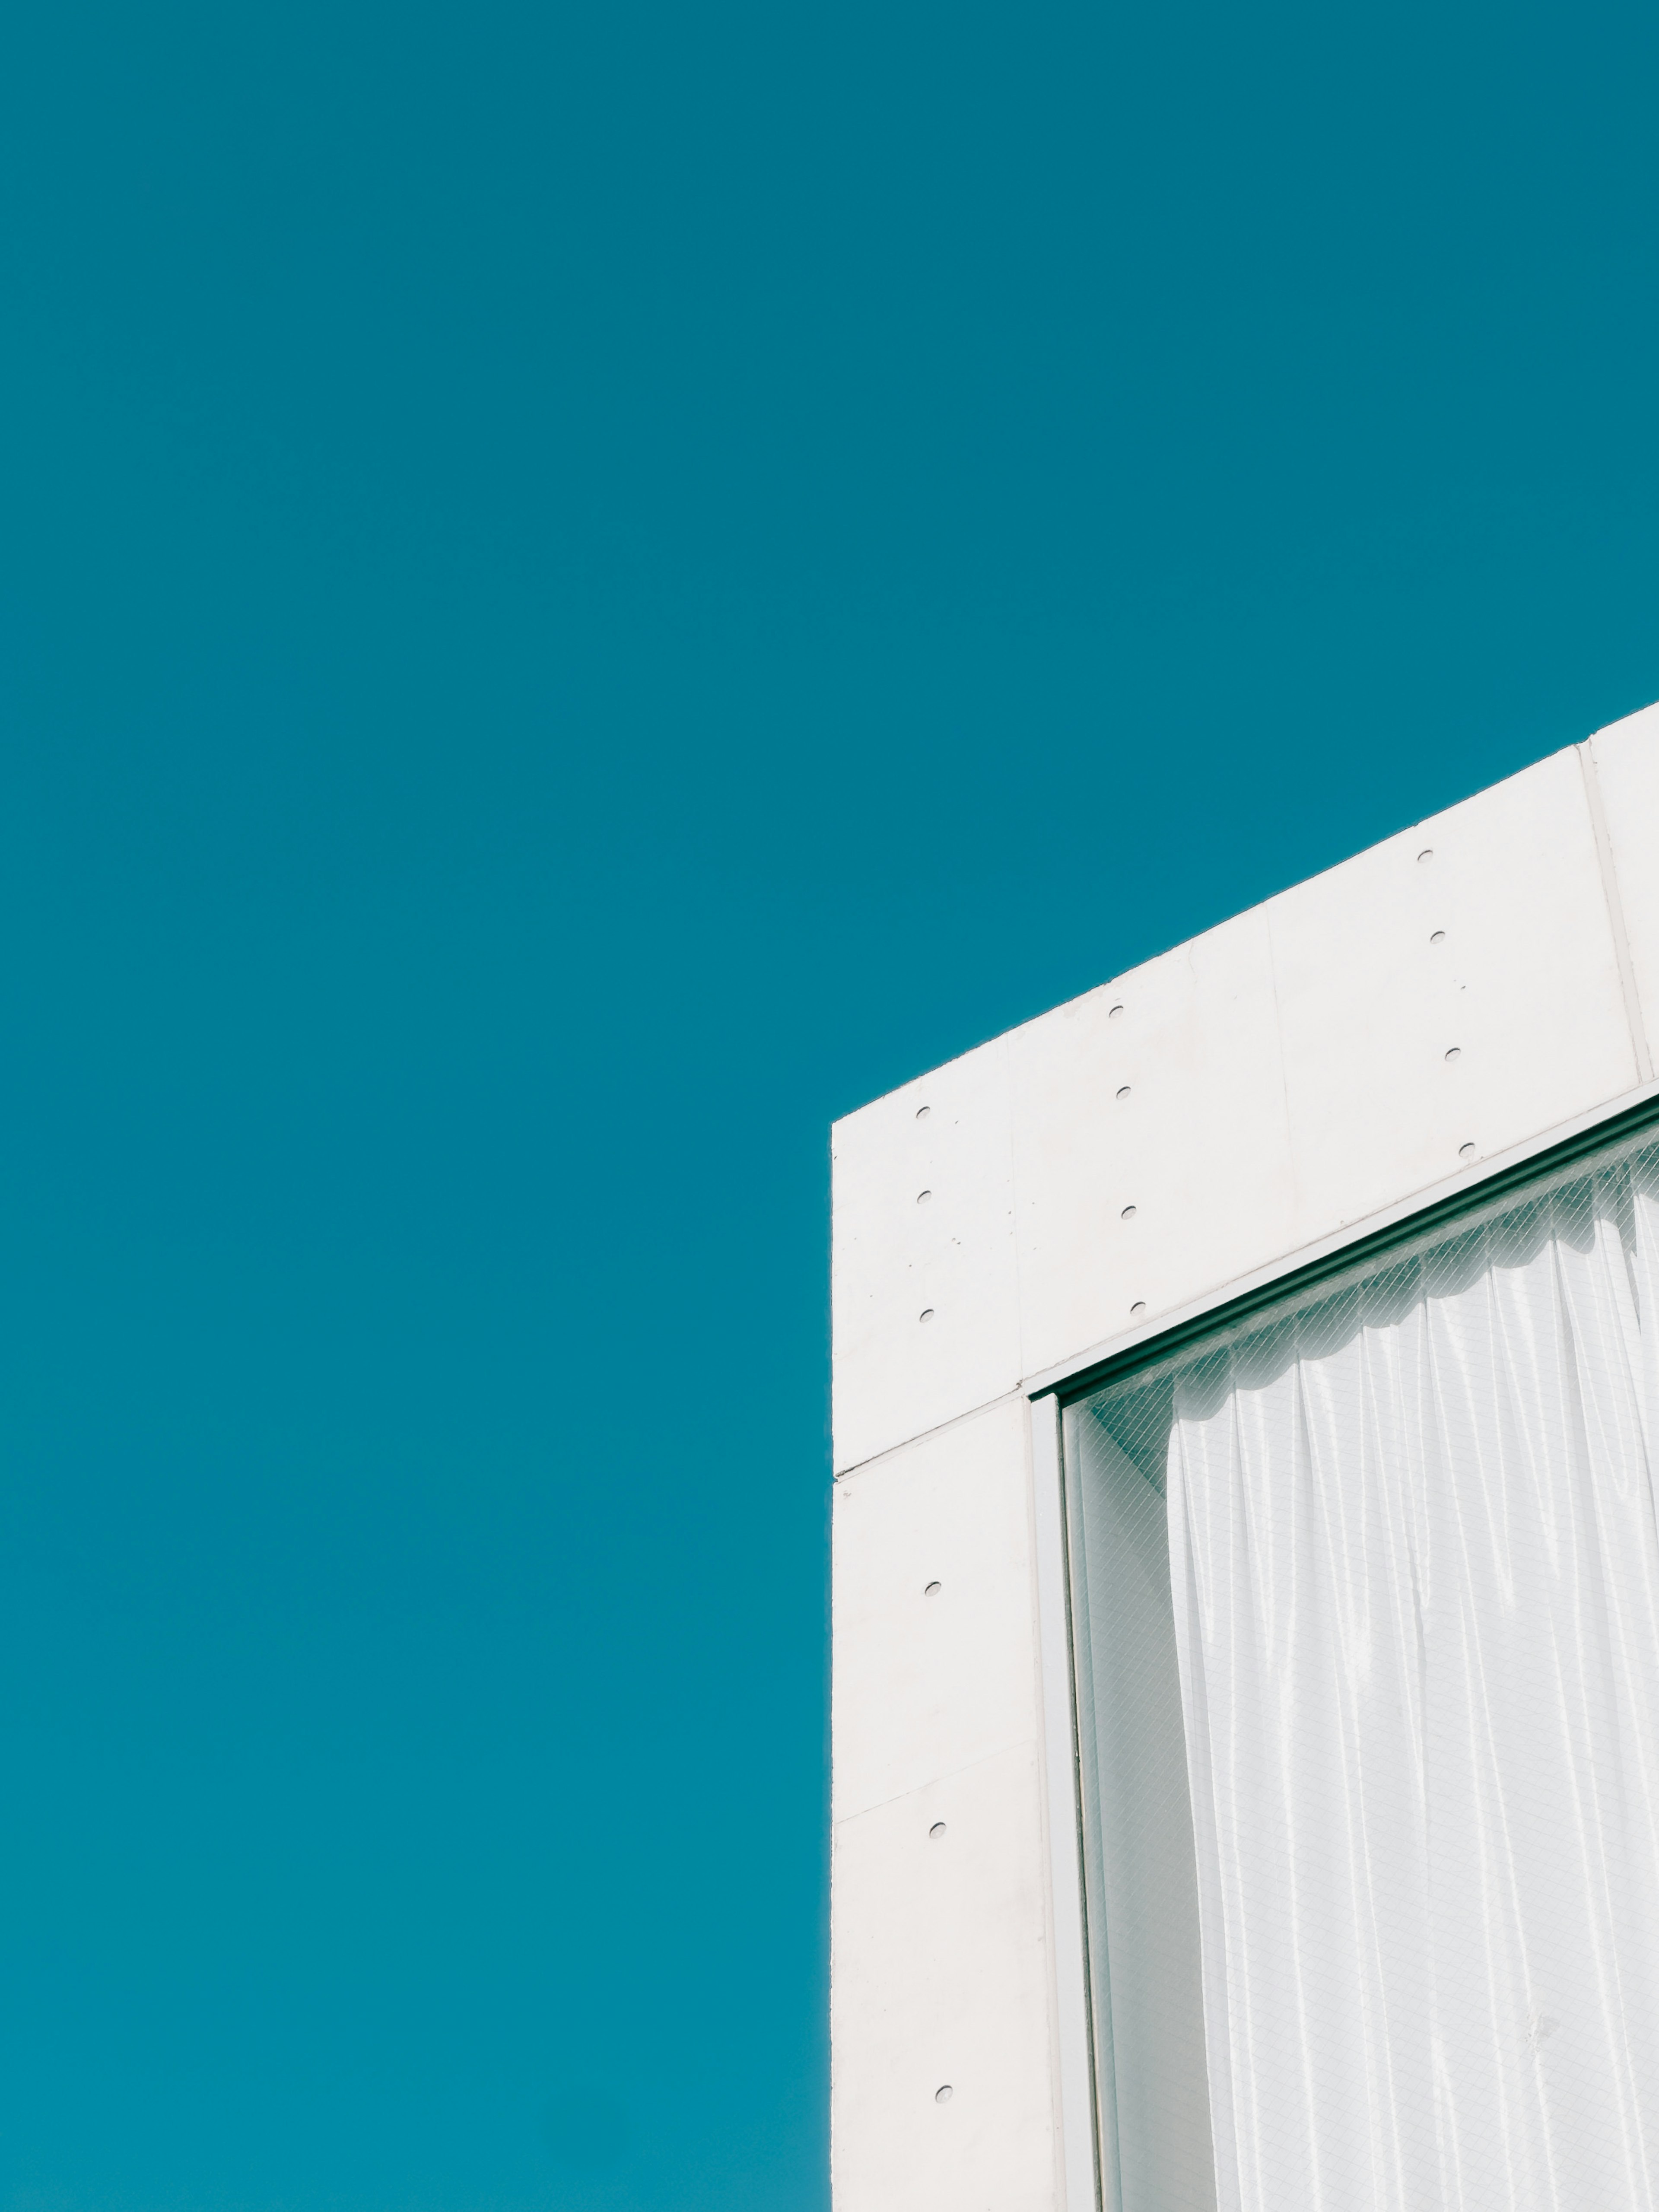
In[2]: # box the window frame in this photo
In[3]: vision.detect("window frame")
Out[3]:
[1030,1080,1659,2212]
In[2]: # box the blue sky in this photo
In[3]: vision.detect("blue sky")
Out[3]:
[0,0,1655,2205]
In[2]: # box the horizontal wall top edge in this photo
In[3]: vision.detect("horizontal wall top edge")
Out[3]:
[832,719,1653,1136]
[829,698,1659,1475]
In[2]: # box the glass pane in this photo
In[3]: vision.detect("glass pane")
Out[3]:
[1064,1115,1659,2212]
[1065,1392,1216,2212]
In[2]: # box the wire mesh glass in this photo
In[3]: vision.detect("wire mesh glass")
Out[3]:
[1062,1117,1659,2212]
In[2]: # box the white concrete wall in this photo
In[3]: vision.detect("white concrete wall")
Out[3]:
[829,702,1659,2209]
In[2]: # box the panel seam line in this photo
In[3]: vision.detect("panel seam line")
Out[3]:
[1579,736,1653,1082]
[831,1732,1039,1827]
[833,1384,1025,1479]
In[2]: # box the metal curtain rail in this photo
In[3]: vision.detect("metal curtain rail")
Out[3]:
[1042,1084,1659,1413]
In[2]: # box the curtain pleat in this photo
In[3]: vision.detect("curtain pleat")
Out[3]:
[1165,1161,1659,2212]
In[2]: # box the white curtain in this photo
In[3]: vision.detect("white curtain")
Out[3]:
[1168,1160,1659,2212]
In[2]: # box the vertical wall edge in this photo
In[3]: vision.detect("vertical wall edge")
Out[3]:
[1031,1392,1098,2212]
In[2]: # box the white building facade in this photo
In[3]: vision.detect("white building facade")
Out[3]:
[830,702,1659,2212]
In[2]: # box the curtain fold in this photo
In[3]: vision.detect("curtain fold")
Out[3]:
[1166,1158,1659,2211]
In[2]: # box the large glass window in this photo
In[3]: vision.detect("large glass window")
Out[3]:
[1063,1116,1659,2212]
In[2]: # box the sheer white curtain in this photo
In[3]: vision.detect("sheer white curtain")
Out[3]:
[1168,1160,1659,2212]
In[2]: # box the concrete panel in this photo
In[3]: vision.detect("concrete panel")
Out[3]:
[829,712,1659,2211]
[1270,744,1636,1239]
[832,1395,1037,1824]
[833,743,1647,1464]
[831,1741,1058,2212]
[831,1041,1020,1474]
[1588,699,1659,1065]
[1009,909,1296,1379]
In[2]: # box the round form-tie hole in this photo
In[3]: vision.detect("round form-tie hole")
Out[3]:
[1121,1204,1138,1220]
[1430,930,1446,944]
[916,1189,932,1205]
[934,2085,953,2105]
[1131,1300,1147,1316]
[1418,849,1434,864]
[1108,1003,1125,1020]
[918,1307,935,1322]
[924,1580,942,1598]
[915,1104,930,1119]
[1445,1046,1462,1062]
[1459,1142,1477,1160]
[929,1821,947,1840]
[1116,1085,1131,1101]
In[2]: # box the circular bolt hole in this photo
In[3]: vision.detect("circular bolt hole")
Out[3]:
[1430,930,1446,944]
[1121,1204,1138,1220]
[1445,1046,1462,1062]
[934,2085,953,2105]
[1418,849,1434,864]
[1131,1300,1147,1316]
[924,1580,942,1598]
[915,1104,930,1119]
[919,1307,935,1322]
[1459,1142,1477,1160]
[1116,1085,1131,1101]
[1108,1002,1125,1019]
[916,1189,932,1204]
[929,1821,947,1840]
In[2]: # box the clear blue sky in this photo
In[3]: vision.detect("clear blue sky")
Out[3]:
[0,2,1654,2206]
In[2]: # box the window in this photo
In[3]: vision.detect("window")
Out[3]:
[1062,1115,1659,2211]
